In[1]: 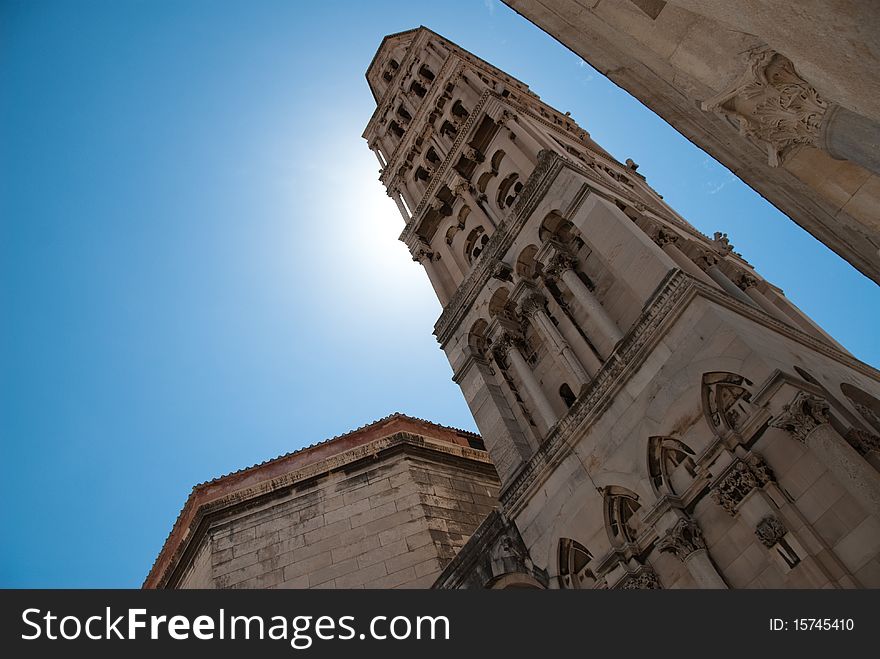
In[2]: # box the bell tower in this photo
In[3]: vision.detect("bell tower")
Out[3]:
[364,28,880,589]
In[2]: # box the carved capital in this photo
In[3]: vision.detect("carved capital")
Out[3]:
[701,48,829,167]
[710,454,775,515]
[519,293,546,319]
[736,272,759,291]
[693,250,719,272]
[544,252,577,280]
[617,569,661,590]
[657,517,707,561]
[770,391,831,443]
[755,515,787,548]
[492,332,524,361]
[652,227,679,248]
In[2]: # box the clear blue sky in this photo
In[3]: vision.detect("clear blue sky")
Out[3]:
[1,0,877,587]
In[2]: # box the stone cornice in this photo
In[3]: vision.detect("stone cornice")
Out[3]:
[498,269,880,516]
[145,427,492,589]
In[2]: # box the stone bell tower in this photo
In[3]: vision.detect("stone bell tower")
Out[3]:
[363,28,880,589]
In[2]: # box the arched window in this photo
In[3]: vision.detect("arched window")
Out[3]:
[389,59,399,70]
[558,538,595,589]
[559,383,576,408]
[647,436,696,495]
[389,121,404,138]
[490,149,505,174]
[604,487,641,546]
[515,244,539,280]
[418,64,435,81]
[496,173,520,208]
[464,226,489,264]
[476,171,493,194]
[397,104,412,123]
[440,120,458,139]
[701,371,754,434]
[410,80,427,98]
[451,99,469,119]
[425,147,441,166]
[538,211,576,244]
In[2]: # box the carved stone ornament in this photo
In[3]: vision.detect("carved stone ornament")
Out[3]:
[711,232,734,255]
[737,272,759,292]
[618,569,661,590]
[710,454,775,515]
[492,332,524,360]
[543,252,577,281]
[519,293,546,318]
[769,391,831,443]
[755,515,787,548]
[651,227,679,248]
[657,517,707,561]
[701,48,829,167]
[846,428,880,456]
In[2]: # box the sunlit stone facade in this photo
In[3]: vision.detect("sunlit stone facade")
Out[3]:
[363,27,880,589]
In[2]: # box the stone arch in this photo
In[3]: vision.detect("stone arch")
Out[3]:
[701,371,754,435]
[490,148,505,173]
[557,538,595,589]
[647,436,697,496]
[496,172,522,208]
[488,286,512,318]
[515,244,540,280]
[464,225,489,264]
[467,318,490,360]
[538,210,576,244]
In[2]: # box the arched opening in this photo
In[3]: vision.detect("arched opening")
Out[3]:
[559,383,576,408]
[418,64,435,82]
[468,319,490,359]
[425,147,441,166]
[496,173,521,208]
[490,149,505,173]
[558,538,595,589]
[701,371,754,434]
[464,226,489,264]
[410,80,427,98]
[604,487,641,546]
[515,244,540,280]
[647,436,696,495]
[440,120,458,139]
[539,211,576,245]
[389,121,404,138]
[488,287,511,318]
[451,99,469,119]
[397,104,412,123]
[476,171,493,194]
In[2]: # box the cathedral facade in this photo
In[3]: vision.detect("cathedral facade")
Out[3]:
[363,27,880,589]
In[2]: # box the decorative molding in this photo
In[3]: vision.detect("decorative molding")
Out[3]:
[846,428,880,456]
[701,47,829,167]
[709,454,775,515]
[769,391,831,443]
[657,517,706,561]
[755,515,787,548]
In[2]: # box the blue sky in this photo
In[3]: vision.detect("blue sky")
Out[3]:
[1,0,877,587]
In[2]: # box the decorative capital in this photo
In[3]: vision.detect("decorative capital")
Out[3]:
[694,251,718,272]
[544,252,577,280]
[701,48,829,167]
[652,227,679,248]
[769,391,830,443]
[519,293,546,319]
[755,515,787,548]
[657,517,706,561]
[492,332,524,360]
[737,272,759,291]
[618,568,661,590]
[710,454,775,515]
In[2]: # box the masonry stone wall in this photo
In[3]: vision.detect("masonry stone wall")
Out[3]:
[175,450,498,589]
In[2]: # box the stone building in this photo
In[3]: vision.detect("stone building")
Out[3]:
[362,27,880,588]
[501,1,880,284]
[144,414,499,588]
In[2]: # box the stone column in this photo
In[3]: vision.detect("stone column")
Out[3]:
[735,273,793,323]
[546,252,623,358]
[499,111,542,162]
[658,517,728,589]
[520,293,590,391]
[651,229,718,287]
[413,245,452,306]
[771,391,880,520]
[494,332,557,430]
[695,252,759,307]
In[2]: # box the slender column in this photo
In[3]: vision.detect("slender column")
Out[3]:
[520,293,590,391]
[413,245,452,306]
[695,252,760,307]
[736,273,794,323]
[498,111,542,162]
[494,332,557,430]
[651,229,718,287]
[658,517,728,589]
[771,392,880,520]
[542,284,603,377]
[546,253,623,358]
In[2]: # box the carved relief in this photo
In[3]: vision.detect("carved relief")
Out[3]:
[617,568,661,590]
[657,517,706,561]
[702,371,755,434]
[755,515,787,548]
[769,391,830,443]
[710,454,775,515]
[702,48,829,167]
